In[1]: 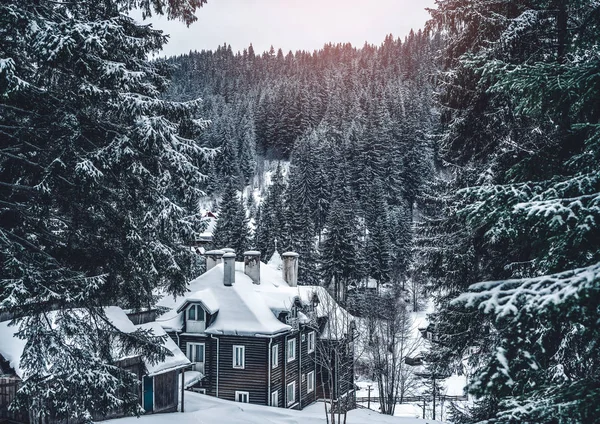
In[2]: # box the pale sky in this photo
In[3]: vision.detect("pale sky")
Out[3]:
[138,0,437,57]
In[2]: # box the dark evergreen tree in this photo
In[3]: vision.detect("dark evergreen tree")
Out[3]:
[212,177,250,260]
[212,178,249,259]
[0,0,208,419]
[321,160,363,302]
[365,184,392,288]
[254,163,287,261]
[421,1,600,422]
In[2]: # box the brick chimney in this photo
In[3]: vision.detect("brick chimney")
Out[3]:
[223,252,236,286]
[244,250,261,284]
[205,250,225,271]
[282,252,299,287]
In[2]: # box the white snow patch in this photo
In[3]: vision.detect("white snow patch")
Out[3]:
[136,321,190,376]
[0,321,26,377]
[105,391,446,424]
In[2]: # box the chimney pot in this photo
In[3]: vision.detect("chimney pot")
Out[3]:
[243,250,261,284]
[205,250,225,271]
[282,252,299,287]
[223,252,236,286]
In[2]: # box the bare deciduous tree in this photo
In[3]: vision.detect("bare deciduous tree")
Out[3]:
[364,290,423,415]
[310,288,362,424]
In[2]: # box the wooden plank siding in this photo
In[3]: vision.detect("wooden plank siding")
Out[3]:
[172,333,214,395]
[0,377,27,423]
[269,335,285,408]
[315,339,355,404]
[168,324,347,412]
[283,332,300,409]
[173,332,273,405]
[126,309,158,325]
[299,328,317,409]
[217,336,269,405]
[153,371,178,413]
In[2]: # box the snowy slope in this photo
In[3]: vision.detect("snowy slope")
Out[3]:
[106,391,446,424]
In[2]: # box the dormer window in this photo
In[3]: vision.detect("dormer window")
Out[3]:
[187,304,206,333]
[188,304,205,321]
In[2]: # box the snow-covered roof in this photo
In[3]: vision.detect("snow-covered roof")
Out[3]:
[0,321,26,377]
[156,261,353,340]
[0,307,189,379]
[267,249,282,270]
[157,262,292,336]
[137,321,190,376]
[176,288,220,315]
[184,370,204,388]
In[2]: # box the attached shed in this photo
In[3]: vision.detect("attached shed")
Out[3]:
[0,308,191,422]
[0,353,26,423]
[136,322,190,414]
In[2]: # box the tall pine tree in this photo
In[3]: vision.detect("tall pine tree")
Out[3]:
[0,0,209,419]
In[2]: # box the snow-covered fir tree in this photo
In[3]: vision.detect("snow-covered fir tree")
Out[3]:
[254,162,288,261]
[211,178,250,259]
[420,1,600,422]
[0,0,209,419]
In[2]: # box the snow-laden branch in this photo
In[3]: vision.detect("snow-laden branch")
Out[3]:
[452,262,600,319]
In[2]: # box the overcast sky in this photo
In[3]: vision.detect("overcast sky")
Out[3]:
[138,0,437,57]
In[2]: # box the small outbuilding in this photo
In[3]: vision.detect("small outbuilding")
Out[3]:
[0,307,190,422]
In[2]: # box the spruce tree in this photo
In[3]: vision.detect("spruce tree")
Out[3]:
[365,184,392,288]
[212,178,249,258]
[0,0,208,420]
[321,160,362,302]
[422,1,600,422]
[254,162,287,261]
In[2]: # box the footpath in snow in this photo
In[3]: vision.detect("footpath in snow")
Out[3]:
[107,392,446,424]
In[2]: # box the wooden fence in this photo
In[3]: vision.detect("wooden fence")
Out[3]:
[356,394,468,404]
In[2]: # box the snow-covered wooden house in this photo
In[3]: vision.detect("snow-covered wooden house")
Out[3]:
[153,249,356,410]
[0,307,190,422]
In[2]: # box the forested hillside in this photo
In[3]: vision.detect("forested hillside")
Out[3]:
[165,31,441,294]
[167,1,600,421]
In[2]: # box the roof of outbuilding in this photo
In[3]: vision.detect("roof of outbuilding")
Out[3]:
[0,306,190,379]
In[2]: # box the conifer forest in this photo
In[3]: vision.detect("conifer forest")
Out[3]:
[1,0,600,423]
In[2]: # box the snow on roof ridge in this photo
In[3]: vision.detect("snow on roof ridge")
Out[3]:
[155,261,352,339]
[176,288,219,314]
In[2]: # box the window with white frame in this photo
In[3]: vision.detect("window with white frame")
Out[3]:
[186,342,205,373]
[307,371,315,393]
[286,381,296,406]
[307,331,315,353]
[233,345,245,369]
[235,391,249,403]
[270,390,278,407]
[271,344,279,369]
[287,338,296,362]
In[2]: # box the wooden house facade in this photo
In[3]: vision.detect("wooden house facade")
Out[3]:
[155,250,354,411]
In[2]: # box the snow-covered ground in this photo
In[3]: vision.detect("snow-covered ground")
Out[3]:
[107,392,446,424]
